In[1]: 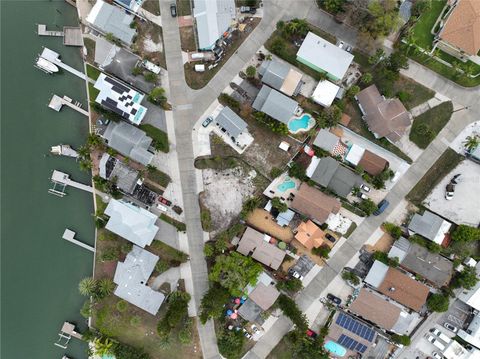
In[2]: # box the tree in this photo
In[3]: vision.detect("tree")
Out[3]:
[246,65,256,78]
[453,267,478,290]
[203,243,214,257]
[270,37,286,54]
[451,225,480,242]
[132,66,143,76]
[362,0,400,39]
[342,271,360,285]
[157,291,191,336]
[361,72,373,84]
[317,105,342,128]
[148,87,167,107]
[271,197,288,213]
[199,285,231,323]
[346,85,360,99]
[97,278,115,298]
[209,252,263,296]
[321,0,346,14]
[288,162,306,180]
[464,135,479,152]
[240,196,261,218]
[278,294,308,331]
[427,293,449,312]
[287,329,329,359]
[217,329,245,359]
[312,245,331,259]
[412,0,431,17]
[93,337,114,356]
[368,48,385,65]
[277,278,303,293]
[383,222,402,239]
[270,167,283,179]
[391,334,411,346]
[79,277,98,297]
[178,318,193,344]
[358,198,377,215]
[80,299,92,318]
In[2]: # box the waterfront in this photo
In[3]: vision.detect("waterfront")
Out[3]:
[1,2,93,358]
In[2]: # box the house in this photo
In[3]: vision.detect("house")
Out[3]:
[442,341,479,359]
[388,238,453,287]
[358,150,389,176]
[257,60,303,96]
[236,227,286,270]
[408,210,452,246]
[296,32,354,81]
[458,262,480,311]
[249,282,280,311]
[102,121,154,166]
[311,80,341,107]
[193,0,236,50]
[290,183,341,224]
[94,73,147,125]
[294,220,325,250]
[214,106,253,149]
[355,85,411,143]
[458,312,480,352]
[348,288,420,335]
[326,312,377,357]
[86,1,136,45]
[310,156,363,197]
[104,199,159,248]
[435,0,480,61]
[98,153,140,194]
[364,260,430,312]
[114,0,144,13]
[252,85,299,124]
[113,245,165,315]
[313,129,340,153]
[345,144,365,167]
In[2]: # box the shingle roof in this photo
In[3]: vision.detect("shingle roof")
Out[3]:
[249,283,280,311]
[99,153,140,194]
[313,129,340,153]
[215,106,248,138]
[377,267,430,312]
[408,211,450,243]
[238,298,262,322]
[439,0,480,55]
[258,60,289,90]
[356,85,411,143]
[113,245,165,315]
[358,150,389,176]
[290,183,341,224]
[86,0,136,45]
[252,85,298,124]
[311,157,363,197]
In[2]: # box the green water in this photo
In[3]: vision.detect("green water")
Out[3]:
[1,2,93,358]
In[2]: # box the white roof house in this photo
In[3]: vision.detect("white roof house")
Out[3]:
[193,0,236,50]
[408,210,452,246]
[296,32,354,81]
[113,245,165,315]
[94,73,147,125]
[86,0,136,45]
[311,80,341,107]
[345,144,365,166]
[364,260,389,288]
[105,199,159,248]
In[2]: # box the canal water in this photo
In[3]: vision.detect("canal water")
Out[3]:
[2,1,93,358]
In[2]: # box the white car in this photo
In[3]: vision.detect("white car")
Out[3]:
[251,324,260,334]
[156,204,168,212]
[360,184,371,192]
[444,322,458,333]
[432,351,443,359]
[338,41,345,49]
[430,328,442,336]
[291,271,304,280]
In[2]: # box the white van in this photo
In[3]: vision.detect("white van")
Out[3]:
[433,340,446,351]
[438,332,451,344]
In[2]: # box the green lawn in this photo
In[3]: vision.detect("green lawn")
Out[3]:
[160,214,187,232]
[406,148,463,206]
[139,124,169,152]
[88,82,100,102]
[146,167,171,188]
[410,101,453,149]
[148,239,189,264]
[142,0,160,15]
[392,76,435,110]
[95,194,107,214]
[86,63,101,81]
[411,0,446,50]
[176,0,191,16]
[435,50,480,75]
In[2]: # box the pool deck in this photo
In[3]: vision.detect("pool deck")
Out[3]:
[263,173,301,200]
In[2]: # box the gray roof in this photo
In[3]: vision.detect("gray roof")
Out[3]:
[364,260,389,288]
[313,129,340,152]
[99,153,140,194]
[103,121,154,166]
[252,85,298,124]
[86,1,136,45]
[408,211,445,241]
[311,157,362,197]
[388,237,410,263]
[193,0,236,49]
[215,106,248,138]
[399,241,453,287]
[399,0,413,22]
[258,60,289,91]
[114,245,165,315]
[238,298,263,322]
[94,36,116,66]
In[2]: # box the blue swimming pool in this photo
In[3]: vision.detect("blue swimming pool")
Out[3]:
[324,340,346,357]
[288,114,315,133]
[277,177,295,192]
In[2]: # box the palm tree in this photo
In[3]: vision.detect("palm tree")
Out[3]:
[78,277,98,297]
[87,134,102,149]
[97,278,115,298]
[77,145,90,159]
[464,135,479,152]
[93,337,114,356]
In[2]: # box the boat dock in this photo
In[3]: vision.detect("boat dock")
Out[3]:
[54,322,84,349]
[37,24,83,46]
[40,47,85,79]
[48,94,88,117]
[62,229,95,252]
[50,144,78,158]
[49,170,93,197]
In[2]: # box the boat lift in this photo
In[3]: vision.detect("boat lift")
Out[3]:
[54,322,83,349]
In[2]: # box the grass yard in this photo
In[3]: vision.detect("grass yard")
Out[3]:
[392,75,435,110]
[142,0,161,15]
[435,50,480,75]
[267,336,294,359]
[88,82,100,102]
[139,124,169,152]
[410,0,446,50]
[406,148,463,206]
[95,194,107,214]
[160,214,187,232]
[84,37,96,64]
[176,0,192,16]
[148,239,189,264]
[146,167,171,188]
[179,26,197,52]
[410,101,453,149]
[86,63,101,81]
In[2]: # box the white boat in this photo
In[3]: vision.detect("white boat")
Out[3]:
[50,144,78,158]
[35,57,59,74]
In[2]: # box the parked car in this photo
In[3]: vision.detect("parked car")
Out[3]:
[325,233,336,243]
[240,6,256,13]
[338,41,345,49]
[170,3,177,17]
[432,352,443,359]
[360,184,371,192]
[444,323,458,333]
[158,196,172,206]
[426,335,436,343]
[430,328,442,336]
[202,116,213,128]
[346,45,353,52]
[251,325,260,334]
[451,174,461,184]
[373,200,389,216]
[356,192,368,200]
[327,293,342,305]
[242,328,252,339]
[445,183,455,200]
[156,204,167,212]
[291,271,304,280]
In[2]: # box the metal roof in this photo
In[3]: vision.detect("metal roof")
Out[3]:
[98,153,140,194]
[311,80,340,107]
[215,106,248,138]
[193,0,236,49]
[313,129,340,152]
[364,260,389,288]
[258,60,289,91]
[238,298,262,322]
[252,85,298,124]
[408,211,450,243]
[310,157,362,197]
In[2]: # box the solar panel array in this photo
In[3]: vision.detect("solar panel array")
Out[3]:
[337,334,368,354]
[336,313,375,342]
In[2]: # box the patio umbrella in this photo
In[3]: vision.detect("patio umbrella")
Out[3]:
[230,313,238,319]
[226,309,233,316]
[235,298,240,304]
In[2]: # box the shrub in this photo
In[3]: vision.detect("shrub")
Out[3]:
[155,260,169,274]
[276,278,303,293]
[383,222,402,239]
[271,197,288,213]
[427,293,449,312]
[270,167,283,179]
[358,198,377,215]
[116,300,128,312]
[397,91,412,104]
[132,66,143,76]
[373,251,399,267]
[203,243,214,257]
[201,209,212,232]
[277,294,308,331]
[246,65,256,78]
[391,334,411,346]
[312,245,331,259]
[218,93,240,111]
[341,271,360,285]
[199,285,231,324]
[451,225,480,242]
[144,72,158,83]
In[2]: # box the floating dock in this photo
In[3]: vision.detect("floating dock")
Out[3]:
[48,94,89,116]
[37,24,82,46]
[39,47,86,79]
[48,170,93,196]
[62,229,95,252]
[54,322,84,349]
[50,144,79,158]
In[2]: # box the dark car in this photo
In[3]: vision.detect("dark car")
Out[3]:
[240,6,256,14]
[325,233,336,243]
[170,3,177,17]
[327,293,341,305]
[373,200,389,216]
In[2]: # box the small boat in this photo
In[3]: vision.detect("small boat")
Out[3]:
[35,57,59,74]
[50,144,78,158]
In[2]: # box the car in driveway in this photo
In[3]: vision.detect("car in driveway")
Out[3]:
[202,116,213,128]
[445,183,455,200]
[327,293,341,305]
[240,6,256,14]
[325,233,336,243]
[432,352,443,359]
[444,322,458,333]
[373,200,389,216]
[360,184,371,192]
[170,3,177,17]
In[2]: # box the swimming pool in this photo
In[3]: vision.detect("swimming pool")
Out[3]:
[277,177,295,192]
[288,114,315,134]
[324,340,346,357]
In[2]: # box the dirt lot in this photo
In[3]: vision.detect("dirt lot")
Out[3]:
[365,231,394,253]
[132,19,166,69]
[246,208,294,242]
[180,25,196,52]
